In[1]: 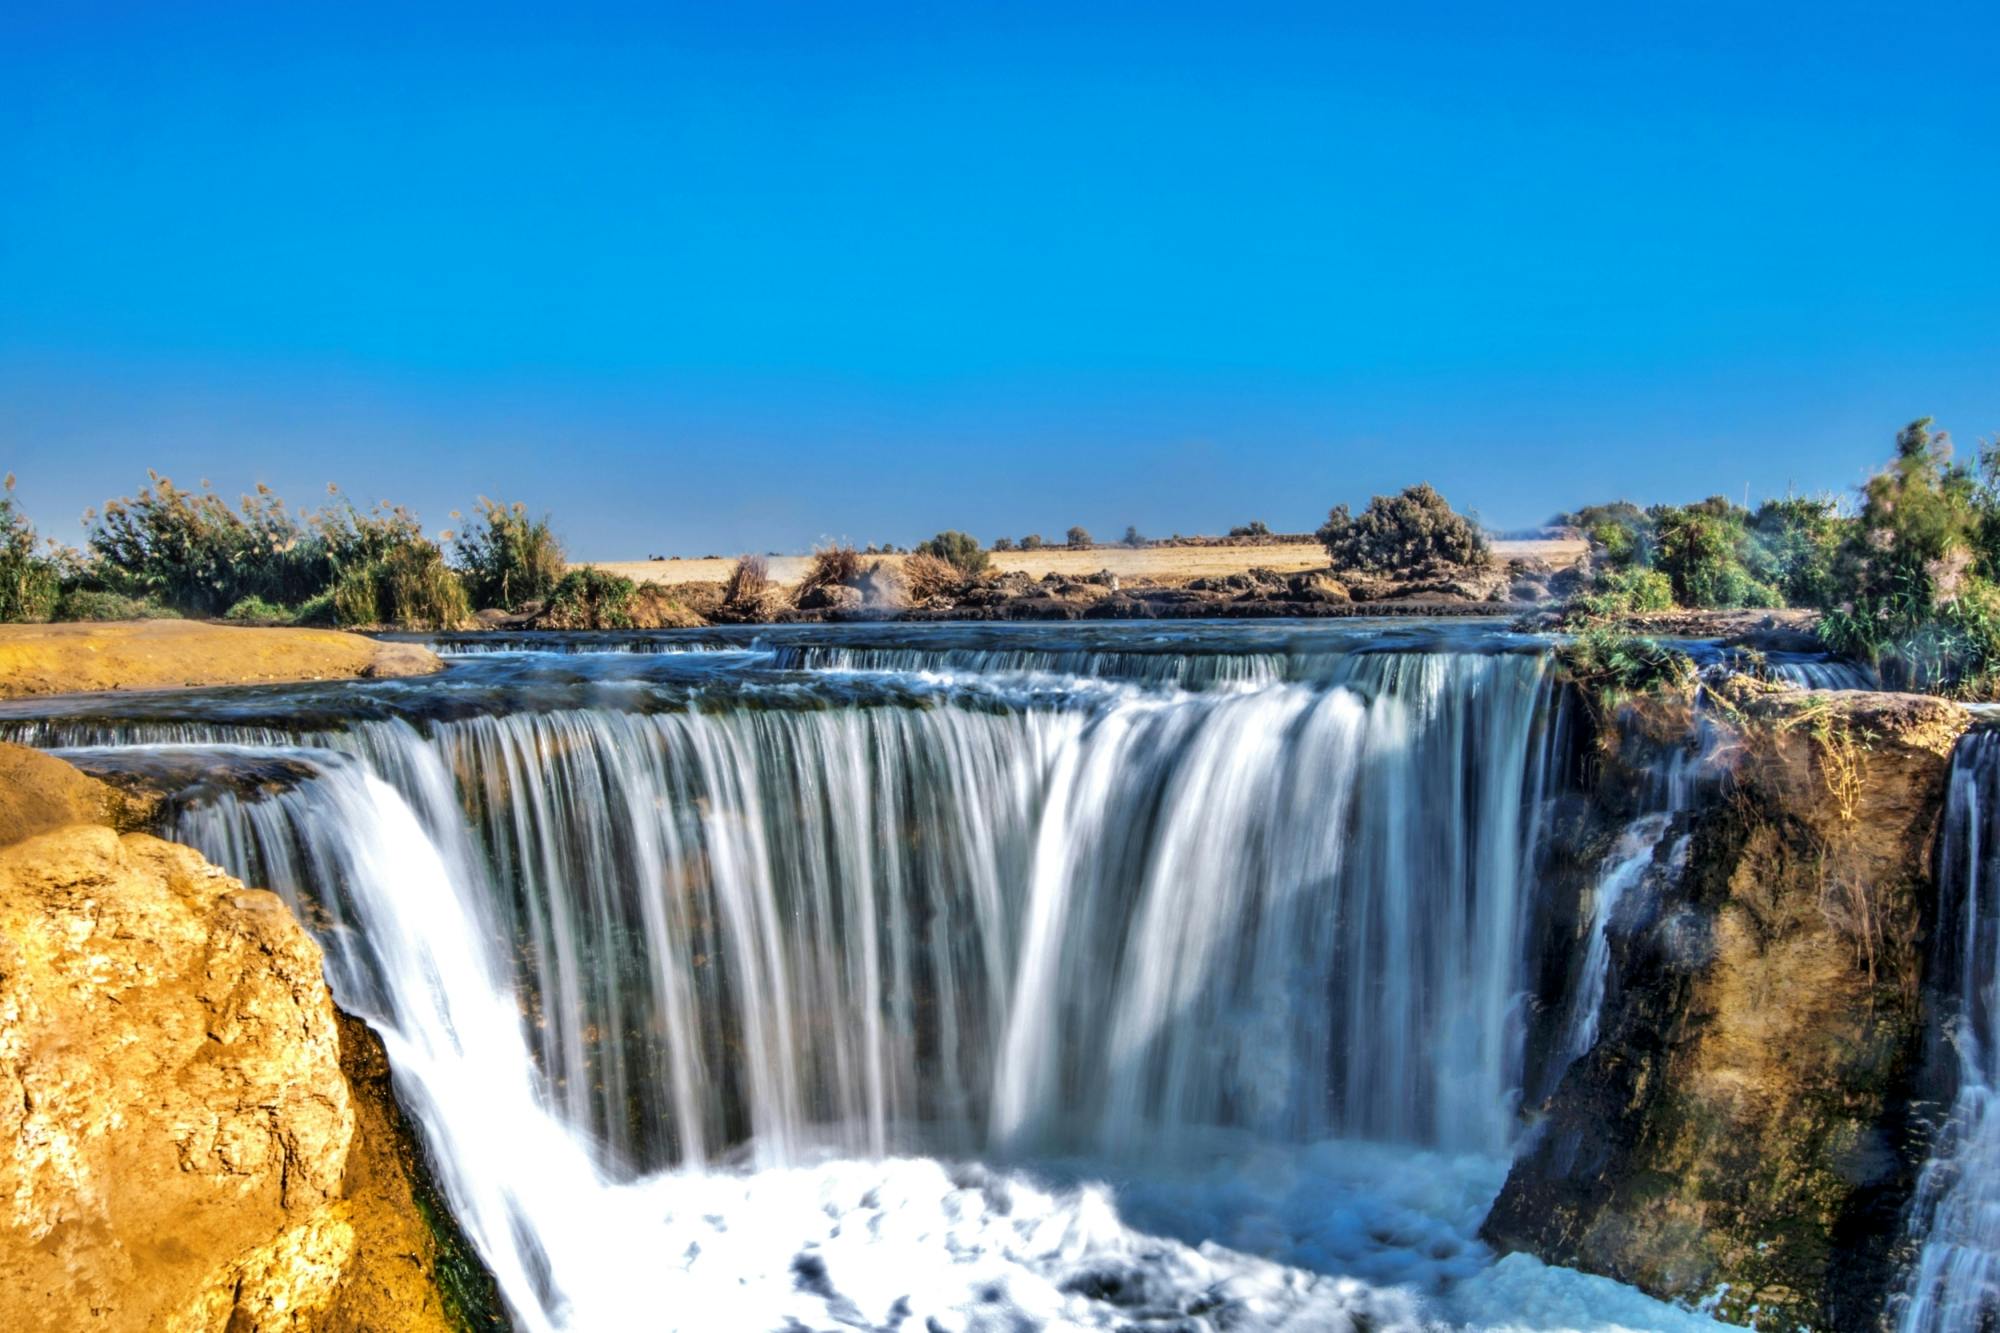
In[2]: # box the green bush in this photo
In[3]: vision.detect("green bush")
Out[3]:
[914,530,990,576]
[87,474,328,615]
[1318,483,1489,572]
[381,542,471,630]
[52,588,180,622]
[293,590,338,626]
[1570,567,1675,621]
[330,563,384,627]
[224,595,295,625]
[542,568,636,629]
[0,477,61,623]
[1560,492,1835,615]
[1816,418,2000,694]
[453,498,565,611]
[1748,495,1845,607]
[1559,625,1697,700]
[1651,499,1785,609]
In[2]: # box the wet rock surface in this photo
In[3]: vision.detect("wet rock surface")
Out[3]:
[1486,682,1971,1330]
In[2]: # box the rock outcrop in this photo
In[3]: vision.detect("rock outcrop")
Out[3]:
[0,621,442,699]
[0,744,486,1332]
[1486,682,1971,1330]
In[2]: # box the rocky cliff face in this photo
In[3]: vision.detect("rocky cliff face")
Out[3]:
[0,744,490,1332]
[1487,681,1970,1331]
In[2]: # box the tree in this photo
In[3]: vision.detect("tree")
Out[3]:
[1748,495,1844,608]
[1316,483,1489,573]
[1652,498,1780,609]
[1066,526,1092,548]
[914,530,990,576]
[1811,417,2000,695]
[1020,534,1045,550]
[1228,520,1272,539]
[1122,525,1145,548]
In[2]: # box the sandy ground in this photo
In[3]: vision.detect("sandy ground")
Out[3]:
[0,621,442,698]
[586,539,1585,588]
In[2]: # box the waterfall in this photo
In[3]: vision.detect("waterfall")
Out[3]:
[1765,657,1876,691]
[20,630,1740,1330]
[1898,728,2000,1332]
[162,650,1566,1171]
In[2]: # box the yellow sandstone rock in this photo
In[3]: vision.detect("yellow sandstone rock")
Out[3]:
[0,744,470,1332]
[0,620,441,699]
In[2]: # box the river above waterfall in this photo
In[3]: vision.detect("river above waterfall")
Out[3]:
[4,620,1746,1331]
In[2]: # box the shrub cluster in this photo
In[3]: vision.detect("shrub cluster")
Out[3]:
[900,552,963,602]
[913,531,989,576]
[1317,483,1489,573]
[1555,419,2000,697]
[0,476,62,623]
[541,568,636,629]
[1815,419,2000,694]
[1558,625,1698,703]
[1559,494,1840,613]
[454,498,565,611]
[797,543,862,595]
[0,474,575,629]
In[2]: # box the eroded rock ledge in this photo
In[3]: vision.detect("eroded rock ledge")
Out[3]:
[0,744,491,1332]
[1487,681,1971,1331]
[0,621,441,699]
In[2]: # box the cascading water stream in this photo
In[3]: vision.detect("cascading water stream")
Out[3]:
[1898,728,2000,1332]
[15,628,1736,1331]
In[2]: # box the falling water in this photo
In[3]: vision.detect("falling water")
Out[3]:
[1898,728,2000,1332]
[18,626,1735,1331]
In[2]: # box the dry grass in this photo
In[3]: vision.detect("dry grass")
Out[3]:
[900,552,963,603]
[797,543,863,595]
[721,555,784,619]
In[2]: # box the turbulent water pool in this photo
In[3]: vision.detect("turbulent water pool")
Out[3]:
[2,620,1784,1331]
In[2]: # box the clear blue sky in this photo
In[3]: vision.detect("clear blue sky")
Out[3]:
[4,2,1996,558]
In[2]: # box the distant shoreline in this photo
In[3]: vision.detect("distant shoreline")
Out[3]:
[580,537,1586,589]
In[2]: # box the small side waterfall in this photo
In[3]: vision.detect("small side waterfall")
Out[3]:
[1898,729,2000,1332]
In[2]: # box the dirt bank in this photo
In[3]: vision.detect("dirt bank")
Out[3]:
[0,621,441,698]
